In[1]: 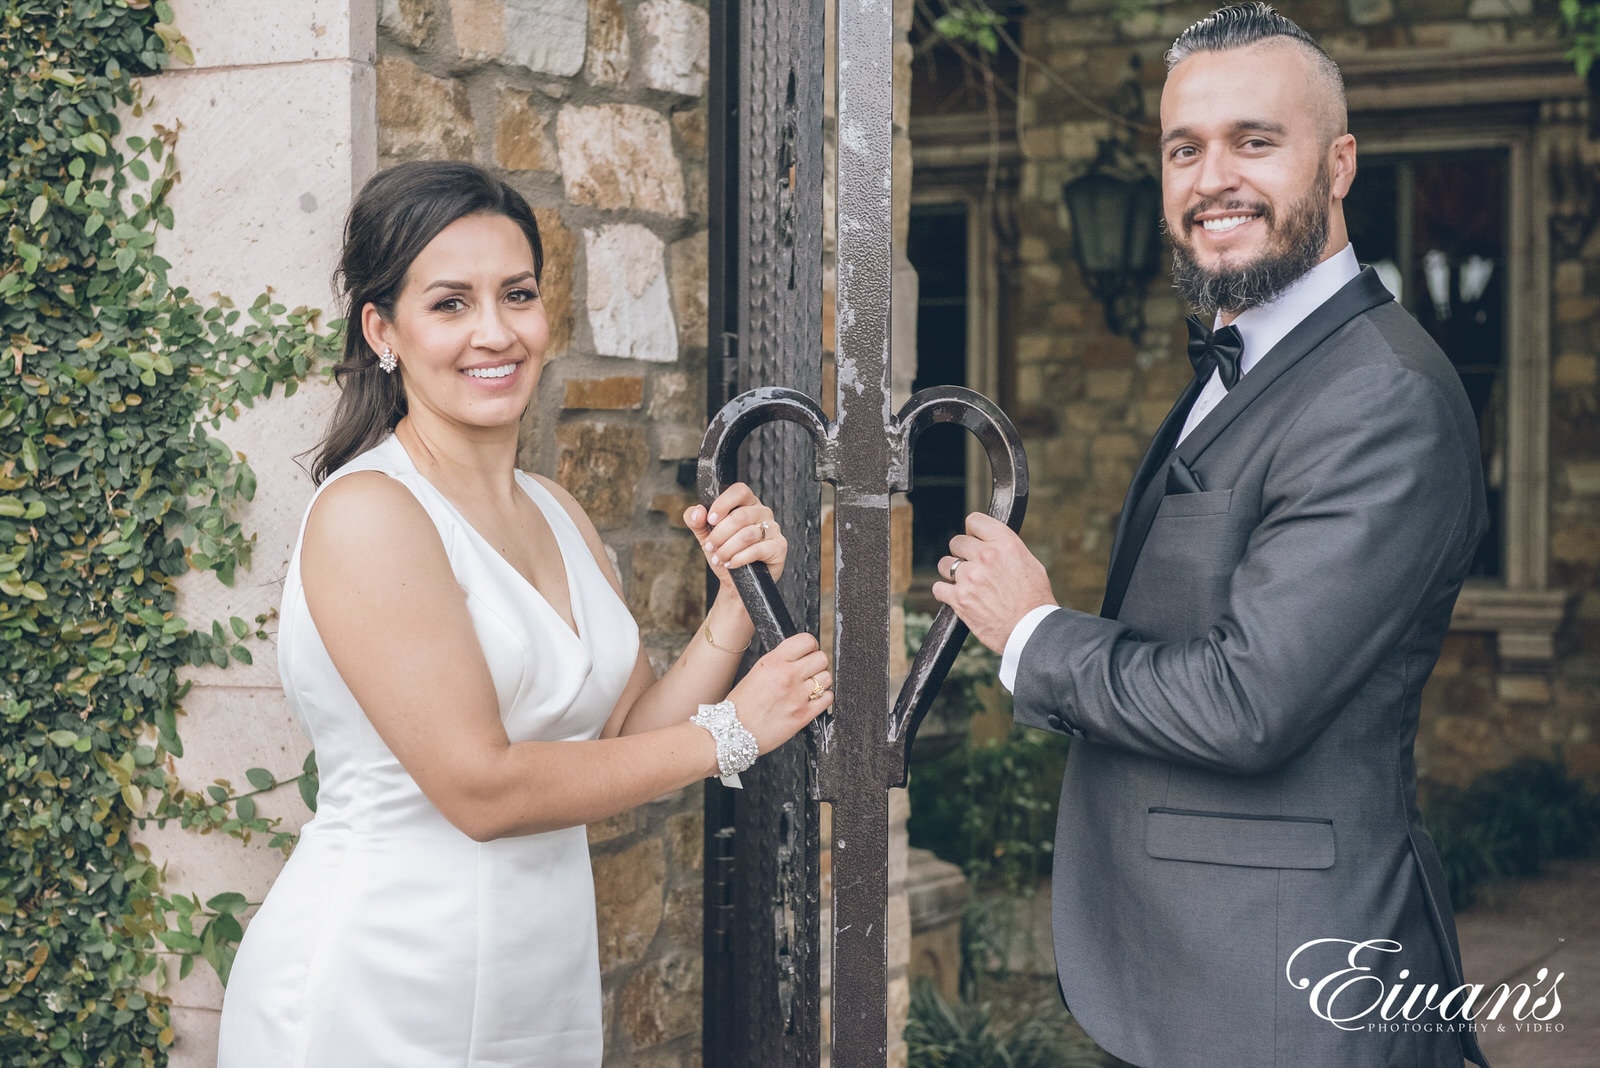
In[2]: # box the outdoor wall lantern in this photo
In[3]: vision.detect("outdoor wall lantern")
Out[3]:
[1062,134,1163,343]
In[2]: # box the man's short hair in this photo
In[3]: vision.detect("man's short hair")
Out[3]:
[1165,3,1347,138]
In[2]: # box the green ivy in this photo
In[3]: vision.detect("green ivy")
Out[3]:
[2,2,332,1063]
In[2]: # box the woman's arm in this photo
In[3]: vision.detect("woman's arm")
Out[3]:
[301,473,829,842]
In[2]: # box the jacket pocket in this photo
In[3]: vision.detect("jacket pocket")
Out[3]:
[1145,807,1335,869]
[1153,488,1233,518]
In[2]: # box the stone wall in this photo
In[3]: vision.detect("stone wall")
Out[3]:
[375,0,713,1061]
[932,0,1600,788]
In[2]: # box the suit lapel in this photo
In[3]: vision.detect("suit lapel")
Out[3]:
[1099,268,1394,621]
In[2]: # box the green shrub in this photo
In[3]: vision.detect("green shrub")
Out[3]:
[1423,758,1600,910]
[908,727,1070,890]
[906,979,1109,1068]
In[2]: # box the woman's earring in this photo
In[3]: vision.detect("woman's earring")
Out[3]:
[377,347,398,374]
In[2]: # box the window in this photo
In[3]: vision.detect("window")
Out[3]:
[1347,88,1569,677]
[1345,151,1508,578]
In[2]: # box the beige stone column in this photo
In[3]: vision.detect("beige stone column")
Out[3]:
[132,3,377,1063]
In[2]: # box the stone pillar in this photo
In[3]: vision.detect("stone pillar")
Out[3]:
[135,2,377,1064]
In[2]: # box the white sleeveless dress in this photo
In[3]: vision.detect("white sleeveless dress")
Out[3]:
[218,435,640,1066]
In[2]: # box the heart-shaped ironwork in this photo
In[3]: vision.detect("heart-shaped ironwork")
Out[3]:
[699,384,1028,786]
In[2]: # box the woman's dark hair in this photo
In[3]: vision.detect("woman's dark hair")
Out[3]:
[310,161,545,483]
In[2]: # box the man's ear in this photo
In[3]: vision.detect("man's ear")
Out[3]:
[1329,133,1357,201]
[360,302,392,356]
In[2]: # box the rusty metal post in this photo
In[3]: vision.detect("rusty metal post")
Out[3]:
[826,0,898,1060]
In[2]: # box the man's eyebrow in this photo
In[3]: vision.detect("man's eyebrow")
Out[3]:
[421,270,538,293]
[1160,119,1289,148]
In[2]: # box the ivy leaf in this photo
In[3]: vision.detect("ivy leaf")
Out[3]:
[244,767,275,791]
[206,891,249,916]
[48,729,79,747]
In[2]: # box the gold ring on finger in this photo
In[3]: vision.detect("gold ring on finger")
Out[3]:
[807,676,825,701]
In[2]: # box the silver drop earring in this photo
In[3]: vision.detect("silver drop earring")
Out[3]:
[377,347,398,374]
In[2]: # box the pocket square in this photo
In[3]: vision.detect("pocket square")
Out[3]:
[1165,458,1205,494]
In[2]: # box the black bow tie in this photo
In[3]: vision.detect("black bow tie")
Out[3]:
[1186,315,1244,390]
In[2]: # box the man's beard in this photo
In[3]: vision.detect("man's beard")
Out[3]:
[1169,161,1331,316]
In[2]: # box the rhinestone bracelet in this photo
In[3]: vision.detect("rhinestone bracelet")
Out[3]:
[690,699,759,789]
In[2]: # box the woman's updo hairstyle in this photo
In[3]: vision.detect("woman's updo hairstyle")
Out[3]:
[310,160,545,483]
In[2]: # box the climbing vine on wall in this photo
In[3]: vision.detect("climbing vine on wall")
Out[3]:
[1,2,331,1063]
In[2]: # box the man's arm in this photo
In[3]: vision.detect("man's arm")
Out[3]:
[939,359,1481,775]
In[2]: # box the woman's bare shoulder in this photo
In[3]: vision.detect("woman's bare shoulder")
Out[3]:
[303,471,444,574]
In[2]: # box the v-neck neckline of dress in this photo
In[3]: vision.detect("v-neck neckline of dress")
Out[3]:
[385,436,586,645]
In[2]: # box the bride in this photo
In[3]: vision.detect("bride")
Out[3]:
[217,160,832,1065]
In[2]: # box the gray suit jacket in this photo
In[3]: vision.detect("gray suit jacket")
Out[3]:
[1014,270,1489,1068]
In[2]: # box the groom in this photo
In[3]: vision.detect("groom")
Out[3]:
[933,5,1488,1067]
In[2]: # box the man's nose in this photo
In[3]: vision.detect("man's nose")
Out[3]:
[1193,148,1240,198]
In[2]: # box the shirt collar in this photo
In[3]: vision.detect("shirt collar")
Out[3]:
[1217,243,1360,376]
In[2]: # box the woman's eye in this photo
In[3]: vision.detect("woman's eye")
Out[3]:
[433,296,466,313]
[506,288,540,304]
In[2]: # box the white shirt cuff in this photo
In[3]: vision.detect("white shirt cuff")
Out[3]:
[999,604,1060,693]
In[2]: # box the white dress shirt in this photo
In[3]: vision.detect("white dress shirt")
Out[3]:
[997,244,1362,692]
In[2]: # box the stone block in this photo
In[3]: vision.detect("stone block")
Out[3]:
[673,108,707,161]
[555,419,649,527]
[377,55,476,163]
[592,837,667,970]
[534,208,577,357]
[656,425,702,461]
[380,0,434,47]
[564,375,645,409]
[657,881,702,957]
[650,492,695,527]
[670,231,710,352]
[450,0,504,58]
[1086,368,1134,400]
[588,807,641,843]
[494,88,559,173]
[559,104,686,215]
[647,370,698,423]
[666,808,704,871]
[618,952,702,1048]
[506,0,589,77]
[168,1004,221,1068]
[171,0,369,67]
[639,0,709,96]
[1553,521,1600,566]
[585,224,680,362]
[1497,674,1553,704]
[587,0,630,87]
[1564,462,1600,497]
[1554,354,1598,389]
[1468,0,1530,15]
[628,538,705,634]
[890,497,913,594]
[1347,0,1394,26]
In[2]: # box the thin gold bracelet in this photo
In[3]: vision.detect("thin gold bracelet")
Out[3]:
[704,621,753,654]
